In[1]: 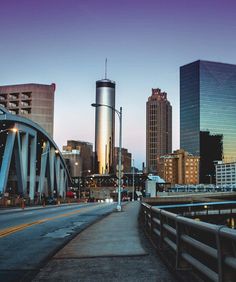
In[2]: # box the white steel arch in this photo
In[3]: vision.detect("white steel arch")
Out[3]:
[0,106,70,200]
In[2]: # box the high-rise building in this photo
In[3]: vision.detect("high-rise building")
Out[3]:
[180,60,236,183]
[146,88,172,174]
[114,147,132,173]
[158,149,200,185]
[62,140,93,176]
[0,83,55,136]
[94,79,115,174]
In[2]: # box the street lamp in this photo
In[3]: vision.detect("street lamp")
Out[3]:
[132,158,135,201]
[91,103,122,211]
[0,127,18,134]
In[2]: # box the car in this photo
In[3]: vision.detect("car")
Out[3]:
[46,197,57,205]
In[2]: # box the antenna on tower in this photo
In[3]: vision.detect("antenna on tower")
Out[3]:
[105,58,107,79]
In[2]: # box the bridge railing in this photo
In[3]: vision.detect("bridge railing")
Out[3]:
[141,203,236,282]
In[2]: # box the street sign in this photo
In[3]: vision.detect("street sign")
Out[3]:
[116,164,124,171]
[116,171,124,178]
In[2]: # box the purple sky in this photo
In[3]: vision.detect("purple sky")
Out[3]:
[1,0,236,168]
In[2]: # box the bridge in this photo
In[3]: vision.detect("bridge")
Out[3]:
[0,193,236,281]
[141,199,236,281]
[1,108,236,281]
[0,106,70,202]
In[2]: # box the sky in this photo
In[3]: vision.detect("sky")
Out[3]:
[1,0,236,168]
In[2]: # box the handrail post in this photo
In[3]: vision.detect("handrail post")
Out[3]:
[216,226,223,282]
[150,207,153,237]
[217,226,236,282]
[176,219,181,269]
[176,218,189,270]
[144,205,148,231]
[159,210,163,250]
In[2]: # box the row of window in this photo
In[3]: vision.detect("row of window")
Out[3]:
[9,109,31,115]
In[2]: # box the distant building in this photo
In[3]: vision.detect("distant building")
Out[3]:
[62,150,82,177]
[158,149,200,185]
[215,161,236,186]
[146,88,172,174]
[94,79,116,174]
[145,175,165,197]
[200,131,223,184]
[0,83,55,136]
[180,60,236,183]
[114,147,132,173]
[62,140,93,176]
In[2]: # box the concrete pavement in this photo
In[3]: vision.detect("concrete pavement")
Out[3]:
[33,201,176,282]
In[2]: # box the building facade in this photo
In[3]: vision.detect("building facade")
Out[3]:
[180,60,236,183]
[158,149,200,185]
[62,140,93,176]
[114,147,132,173]
[215,161,236,187]
[200,131,223,184]
[62,150,82,178]
[94,79,116,174]
[146,88,172,174]
[0,83,55,137]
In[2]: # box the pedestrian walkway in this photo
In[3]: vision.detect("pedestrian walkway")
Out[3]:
[33,201,176,282]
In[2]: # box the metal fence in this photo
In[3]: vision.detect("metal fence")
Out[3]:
[141,203,236,282]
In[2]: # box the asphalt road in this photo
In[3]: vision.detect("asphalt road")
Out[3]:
[0,202,116,281]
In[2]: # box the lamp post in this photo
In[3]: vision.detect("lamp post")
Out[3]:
[132,158,135,201]
[92,103,122,211]
[0,127,18,134]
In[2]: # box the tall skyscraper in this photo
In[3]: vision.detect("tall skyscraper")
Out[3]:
[146,88,172,174]
[0,83,55,136]
[180,60,236,183]
[94,79,115,174]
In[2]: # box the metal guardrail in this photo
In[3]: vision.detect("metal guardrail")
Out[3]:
[141,203,236,282]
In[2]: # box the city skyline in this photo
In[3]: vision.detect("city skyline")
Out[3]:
[1,0,236,168]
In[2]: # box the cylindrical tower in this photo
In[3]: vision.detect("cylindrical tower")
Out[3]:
[95,79,115,174]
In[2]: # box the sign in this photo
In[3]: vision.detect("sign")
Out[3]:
[116,164,124,171]
[116,171,124,178]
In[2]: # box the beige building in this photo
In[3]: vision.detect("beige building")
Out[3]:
[158,149,200,185]
[0,83,55,136]
[146,88,172,174]
[62,140,93,176]
[62,150,82,178]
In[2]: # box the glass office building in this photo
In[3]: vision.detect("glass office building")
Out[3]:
[180,60,236,183]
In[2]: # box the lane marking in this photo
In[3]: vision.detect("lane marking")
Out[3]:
[0,206,96,238]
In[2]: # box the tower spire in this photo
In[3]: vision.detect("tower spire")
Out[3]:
[105,58,107,79]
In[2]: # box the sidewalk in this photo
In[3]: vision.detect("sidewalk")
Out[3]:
[33,201,176,282]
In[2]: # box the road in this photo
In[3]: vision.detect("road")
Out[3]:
[0,202,116,281]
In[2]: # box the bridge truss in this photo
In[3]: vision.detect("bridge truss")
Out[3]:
[0,106,70,200]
